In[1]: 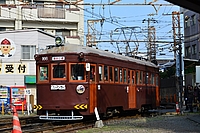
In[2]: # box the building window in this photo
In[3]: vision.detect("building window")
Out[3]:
[56,29,70,37]
[185,19,190,28]
[192,44,197,54]
[185,46,191,57]
[0,27,6,31]
[55,2,64,8]
[0,0,6,4]
[71,30,78,37]
[191,15,196,25]
[184,15,190,28]
[21,45,36,59]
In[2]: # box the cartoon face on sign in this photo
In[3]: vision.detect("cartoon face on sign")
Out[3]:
[0,38,16,58]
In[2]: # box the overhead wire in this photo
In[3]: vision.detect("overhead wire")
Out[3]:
[0,1,181,58]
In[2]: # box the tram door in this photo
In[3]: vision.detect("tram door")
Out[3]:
[89,64,97,113]
[128,70,137,108]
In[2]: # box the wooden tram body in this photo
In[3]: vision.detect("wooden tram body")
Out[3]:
[34,44,160,120]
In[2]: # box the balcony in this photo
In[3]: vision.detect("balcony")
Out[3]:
[0,6,79,22]
[38,7,65,19]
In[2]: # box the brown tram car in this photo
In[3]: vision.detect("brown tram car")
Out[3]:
[34,44,160,120]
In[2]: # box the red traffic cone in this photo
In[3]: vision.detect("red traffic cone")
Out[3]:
[12,106,22,133]
[176,102,180,114]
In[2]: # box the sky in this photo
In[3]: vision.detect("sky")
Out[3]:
[82,0,182,60]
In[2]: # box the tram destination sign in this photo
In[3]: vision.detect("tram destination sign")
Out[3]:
[52,56,65,61]
[51,85,66,90]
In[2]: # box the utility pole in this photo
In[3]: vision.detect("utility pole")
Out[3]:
[86,19,104,47]
[172,11,183,113]
[142,18,157,61]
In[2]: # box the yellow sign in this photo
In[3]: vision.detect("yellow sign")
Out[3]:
[34,105,42,110]
[74,104,87,110]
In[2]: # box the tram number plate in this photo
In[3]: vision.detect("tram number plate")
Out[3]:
[51,85,66,90]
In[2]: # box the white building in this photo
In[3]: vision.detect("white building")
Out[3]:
[0,0,84,108]
[0,29,55,106]
[0,0,84,45]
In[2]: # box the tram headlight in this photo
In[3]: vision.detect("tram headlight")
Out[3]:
[55,36,64,46]
[76,85,85,94]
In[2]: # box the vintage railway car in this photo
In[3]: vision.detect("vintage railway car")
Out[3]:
[34,44,160,120]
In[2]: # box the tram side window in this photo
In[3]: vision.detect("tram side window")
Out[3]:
[123,69,127,83]
[151,74,155,85]
[140,71,143,84]
[104,65,108,81]
[114,67,119,82]
[99,65,103,81]
[143,72,146,84]
[146,72,149,84]
[39,66,48,81]
[90,65,96,81]
[136,71,139,84]
[149,73,152,85]
[71,64,85,80]
[109,66,113,82]
[128,70,130,84]
[156,75,158,86]
[120,68,123,83]
[132,71,135,84]
[53,64,66,78]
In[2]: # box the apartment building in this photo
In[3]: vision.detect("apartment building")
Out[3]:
[182,8,200,86]
[183,9,200,60]
[0,0,84,107]
[0,0,84,45]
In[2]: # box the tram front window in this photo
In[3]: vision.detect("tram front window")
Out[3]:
[39,66,48,81]
[70,64,85,80]
[53,64,66,78]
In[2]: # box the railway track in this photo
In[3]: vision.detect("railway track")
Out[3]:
[0,115,42,132]
[0,115,95,133]
[0,111,142,132]
[1,108,199,133]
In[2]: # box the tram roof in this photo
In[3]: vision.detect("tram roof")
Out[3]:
[39,44,158,68]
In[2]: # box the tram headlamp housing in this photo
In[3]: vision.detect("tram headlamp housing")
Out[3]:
[76,85,85,94]
[55,36,64,46]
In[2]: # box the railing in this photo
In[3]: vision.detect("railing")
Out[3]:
[0,6,80,21]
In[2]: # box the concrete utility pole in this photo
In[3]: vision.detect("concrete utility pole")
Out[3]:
[172,11,183,112]
[142,18,157,61]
